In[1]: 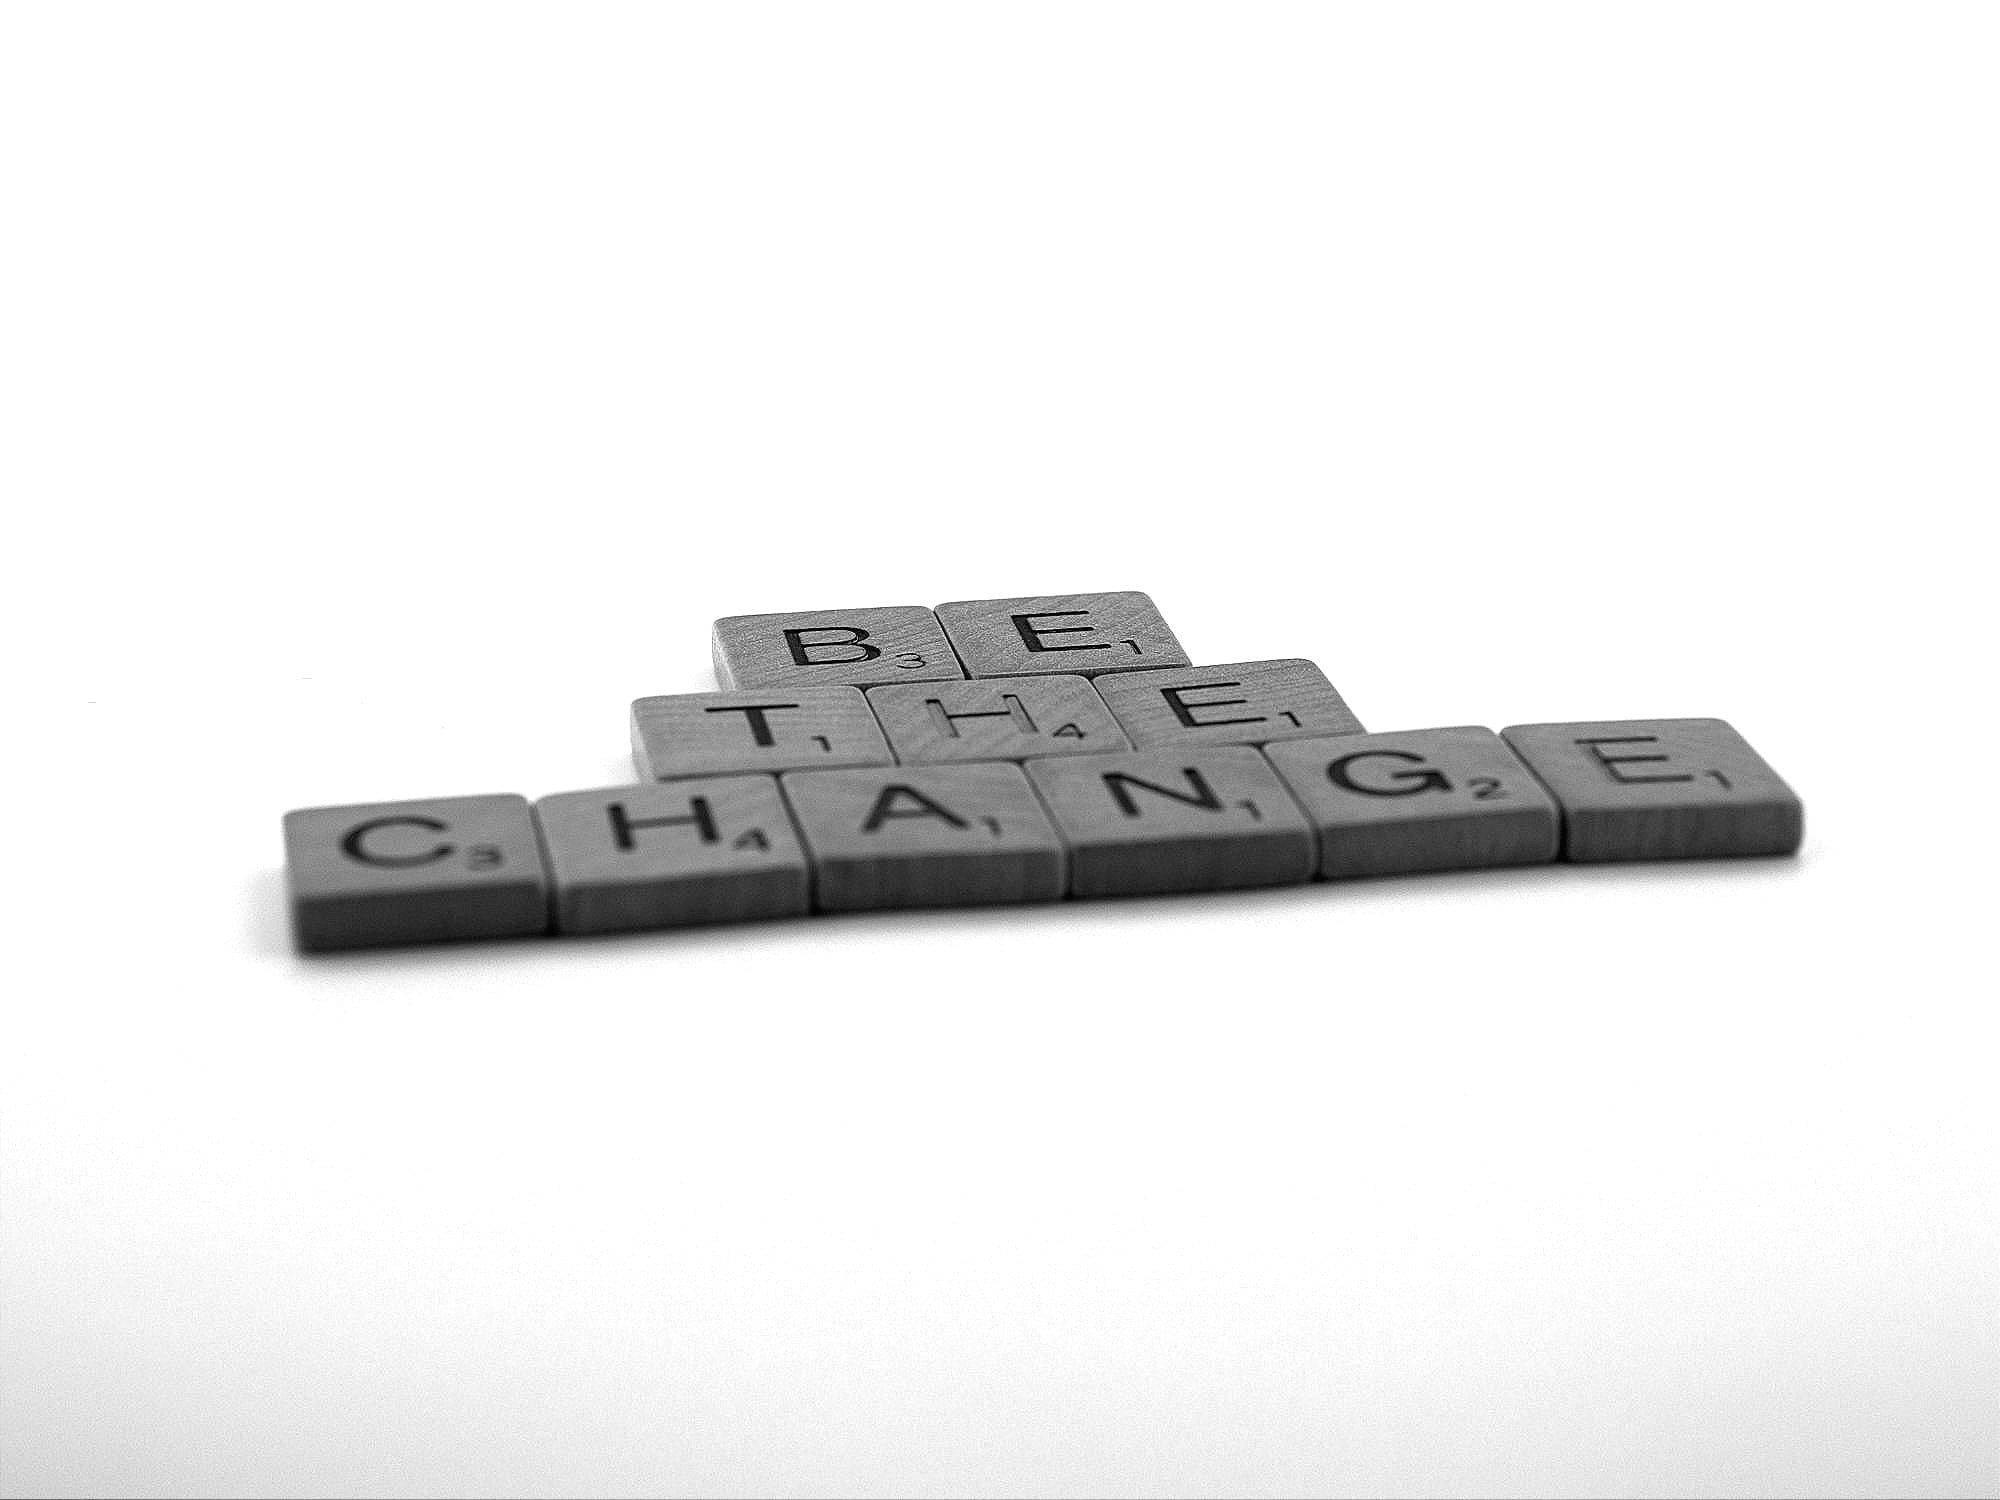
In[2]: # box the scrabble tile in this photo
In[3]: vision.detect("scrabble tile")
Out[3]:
[1502,718,1804,862]
[1025,747,1314,897]
[632,687,893,780]
[866,674,1130,765]
[934,591,1190,680]
[284,794,548,951]
[711,605,963,690]
[1264,726,1559,879]
[1095,658,1364,749]
[781,762,1065,912]
[534,777,808,934]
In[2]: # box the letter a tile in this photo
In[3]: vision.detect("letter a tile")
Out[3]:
[781,762,1066,912]
[284,793,549,951]
[1264,726,1559,878]
[1502,718,1804,861]
[934,592,1190,680]
[632,687,893,779]
[1025,747,1314,897]
[712,605,963,690]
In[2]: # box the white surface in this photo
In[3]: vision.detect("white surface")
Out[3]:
[3,8,1996,1497]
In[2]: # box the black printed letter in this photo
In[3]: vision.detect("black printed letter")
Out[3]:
[341,816,453,868]
[703,702,800,747]
[862,785,969,832]
[925,694,1037,739]
[1577,736,1693,785]
[1328,749,1452,796]
[1103,767,1222,819]
[1012,611,1105,654]
[1160,681,1262,731]
[607,797,720,849]
[784,626,881,666]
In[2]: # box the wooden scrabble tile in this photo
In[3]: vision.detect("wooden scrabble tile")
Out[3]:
[934,591,1190,680]
[866,674,1130,765]
[1094,658,1364,749]
[284,793,548,951]
[781,762,1065,912]
[1264,726,1559,879]
[534,777,808,934]
[711,605,963,690]
[1501,718,1804,862]
[1024,747,1314,897]
[632,687,893,780]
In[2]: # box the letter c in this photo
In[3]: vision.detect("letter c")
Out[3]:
[341,815,454,868]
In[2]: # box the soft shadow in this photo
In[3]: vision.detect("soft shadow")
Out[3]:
[261,851,1810,971]
[245,868,295,959]
[1317,847,1810,909]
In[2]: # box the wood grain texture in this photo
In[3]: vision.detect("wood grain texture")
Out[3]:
[1263,726,1558,879]
[711,605,963,690]
[283,794,549,951]
[1024,746,1314,897]
[934,591,1190,680]
[1501,718,1804,862]
[632,687,893,780]
[534,777,808,934]
[1094,658,1364,749]
[780,762,1065,912]
[866,674,1129,765]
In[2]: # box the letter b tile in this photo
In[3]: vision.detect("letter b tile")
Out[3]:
[1025,747,1315,897]
[284,793,549,951]
[534,777,808,933]
[1263,726,1559,879]
[1502,718,1804,861]
[781,762,1066,912]
[711,605,963,690]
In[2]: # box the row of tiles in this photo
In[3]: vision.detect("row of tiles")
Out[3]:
[633,660,1358,779]
[285,720,1803,951]
[709,591,1191,693]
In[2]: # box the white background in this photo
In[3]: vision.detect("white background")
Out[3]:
[2,7,1995,1497]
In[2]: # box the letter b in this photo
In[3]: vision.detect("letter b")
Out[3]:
[784,626,881,666]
